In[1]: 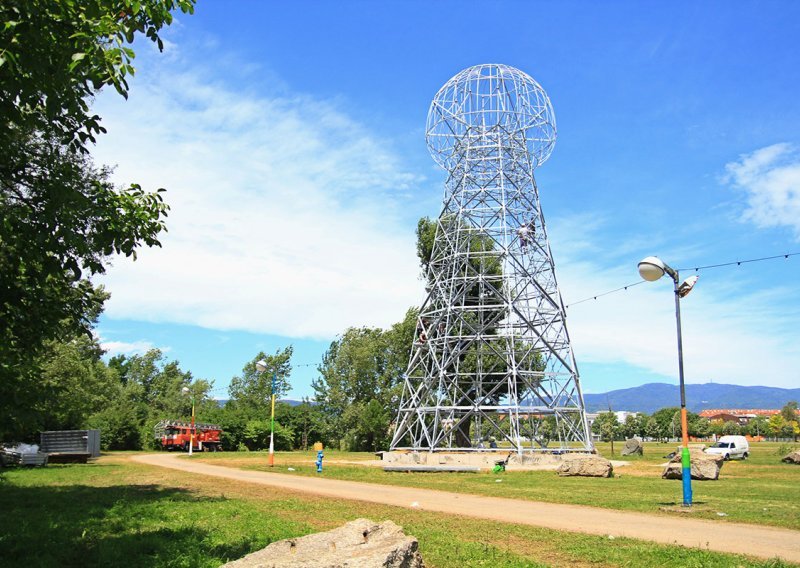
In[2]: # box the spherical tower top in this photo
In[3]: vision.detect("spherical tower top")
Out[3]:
[426,64,557,170]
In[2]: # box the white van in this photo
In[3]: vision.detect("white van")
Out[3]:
[704,435,750,460]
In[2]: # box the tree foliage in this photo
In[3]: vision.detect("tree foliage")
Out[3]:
[1,133,169,371]
[781,401,798,423]
[0,0,194,441]
[1,0,195,149]
[1,330,117,441]
[228,348,293,411]
[313,309,416,451]
[94,349,212,449]
[591,412,620,442]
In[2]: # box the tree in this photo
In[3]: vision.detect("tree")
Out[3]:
[415,216,438,275]
[592,412,620,453]
[767,414,787,440]
[745,415,768,438]
[1,0,194,441]
[651,407,681,441]
[1,0,195,149]
[218,349,293,450]
[351,399,390,452]
[89,349,210,450]
[228,348,293,412]
[35,335,117,432]
[644,417,661,441]
[86,391,146,450]
[722,420,741,436]
[621,414,645,440]
[709,419,726,438]
[781,401,799,423]
[241,419,294,452]
[313,310,415,451]
[687,411,709,439]
[1,331,117,441]
[279,398,328,451]
[791,420,800,442]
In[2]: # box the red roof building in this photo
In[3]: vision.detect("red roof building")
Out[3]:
[698,409,780,425]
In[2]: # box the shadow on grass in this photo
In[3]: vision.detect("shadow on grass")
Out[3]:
[0,482,262,567]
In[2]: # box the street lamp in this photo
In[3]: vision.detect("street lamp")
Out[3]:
[255,359,276,467]
[181,386,195,456]
[638,256,698,507]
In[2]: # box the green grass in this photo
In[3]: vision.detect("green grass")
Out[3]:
[196,441,800,530]
[0,462,308,567]
[0,455,794,567]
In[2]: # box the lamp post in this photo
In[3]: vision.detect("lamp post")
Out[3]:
[638,256,698,507]
[255,359,276,467]
[181,386,195,456]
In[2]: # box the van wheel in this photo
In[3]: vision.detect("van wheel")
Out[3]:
[743,452,749,460]
[723,453,730,461]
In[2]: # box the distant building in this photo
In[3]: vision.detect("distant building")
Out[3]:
[698,408,780,425]
[614,411,640,423]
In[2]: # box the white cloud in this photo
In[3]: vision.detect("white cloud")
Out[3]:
[100,340,167,356]
[725,143,800,238]
[89,41,800,390]
[549,215,800,389]
[92,44,426,339]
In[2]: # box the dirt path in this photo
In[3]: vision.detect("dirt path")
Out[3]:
[132,453,799,563]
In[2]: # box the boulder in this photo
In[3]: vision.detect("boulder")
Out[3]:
[221,518,424,568]
[782,451,800,464]
[621,438,643,456]
[662,450,723,481]
[556,455,613,478]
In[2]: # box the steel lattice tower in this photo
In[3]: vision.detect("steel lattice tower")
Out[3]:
[390,64,593,454]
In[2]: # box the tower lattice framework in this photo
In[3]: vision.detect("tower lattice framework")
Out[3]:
[390,64,592,453]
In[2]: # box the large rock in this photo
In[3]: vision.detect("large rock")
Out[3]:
[621,438,643,456]
[556,455,613,477]
[662,450,723,481]
[221,518,424,568]
[782,451,800,464]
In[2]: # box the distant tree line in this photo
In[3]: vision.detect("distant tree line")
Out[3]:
[7,325,797,451]
[591,402,799,443]
[0,316,416,452]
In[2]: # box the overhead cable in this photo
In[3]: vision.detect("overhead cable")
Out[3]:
[565,251,799,309]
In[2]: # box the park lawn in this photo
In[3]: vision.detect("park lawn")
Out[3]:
[194,441,800,530]
[0,455,794,568]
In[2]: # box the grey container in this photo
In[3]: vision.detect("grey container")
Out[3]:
[40,429,101,459]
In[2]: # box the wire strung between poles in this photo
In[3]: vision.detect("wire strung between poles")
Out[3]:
[678,252,800,272]
[565,251,799,309]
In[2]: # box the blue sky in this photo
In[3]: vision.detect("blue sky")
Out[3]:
[92,1,800,400]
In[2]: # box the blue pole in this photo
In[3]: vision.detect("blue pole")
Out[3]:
[673,275,692,507]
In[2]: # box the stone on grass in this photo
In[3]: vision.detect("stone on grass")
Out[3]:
[662,450,723,481]
[556,455,613,478]
[221,518,424,568]
[782,451,800,464]
[621,438,643,456]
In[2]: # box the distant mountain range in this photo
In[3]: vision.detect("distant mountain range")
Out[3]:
[583,382,800,414]
[215,385,798,415]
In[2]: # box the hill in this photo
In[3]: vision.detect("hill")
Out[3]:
[583,382,800,414]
